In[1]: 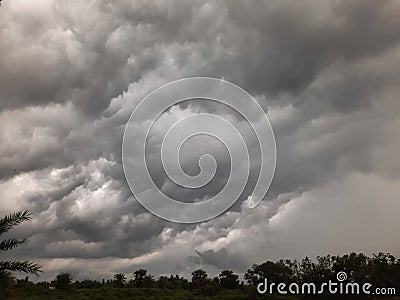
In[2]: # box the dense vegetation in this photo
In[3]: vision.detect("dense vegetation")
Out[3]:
[1,252,399,299]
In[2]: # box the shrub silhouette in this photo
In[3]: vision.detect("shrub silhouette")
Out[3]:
[54,272,74,290]
[113,273,126,288]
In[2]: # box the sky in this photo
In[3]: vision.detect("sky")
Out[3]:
[0,0,399,282]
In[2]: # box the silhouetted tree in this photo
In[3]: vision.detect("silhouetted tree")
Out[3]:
[156,275,169,289]
[157,274,189,289]
[299,256,318,282]
[113,273,126,288]
[133,269,155,288]
[191,269,208,289]
[54,272,74,290]
[219,270,239,289]
[370,252,400,288]
[245,260,293,285]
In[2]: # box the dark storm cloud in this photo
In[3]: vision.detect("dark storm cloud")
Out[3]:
[0,0,399,281]
[219,0,400,103]
[0,1,161,114]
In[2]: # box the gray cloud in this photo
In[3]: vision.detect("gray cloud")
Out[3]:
[0,0,399,282]
[194,248,249,272]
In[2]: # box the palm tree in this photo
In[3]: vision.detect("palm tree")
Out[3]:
[113,273,127,288]
[54,272,74,290]
[0,210,42,275]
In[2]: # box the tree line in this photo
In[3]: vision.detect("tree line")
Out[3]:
[6,252,400,297]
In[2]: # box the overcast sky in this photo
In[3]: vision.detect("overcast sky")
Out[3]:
[0,0,399,282]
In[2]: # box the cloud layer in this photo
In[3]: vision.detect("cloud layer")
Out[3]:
[0,0,399,281]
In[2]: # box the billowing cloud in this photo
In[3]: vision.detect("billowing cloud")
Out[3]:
[0,0,399,282]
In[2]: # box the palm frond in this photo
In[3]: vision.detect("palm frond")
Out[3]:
[0,210,32,236]
[0,238,28,252]
[0,260,42,275]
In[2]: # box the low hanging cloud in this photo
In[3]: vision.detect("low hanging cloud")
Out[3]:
[0,0,399,282]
